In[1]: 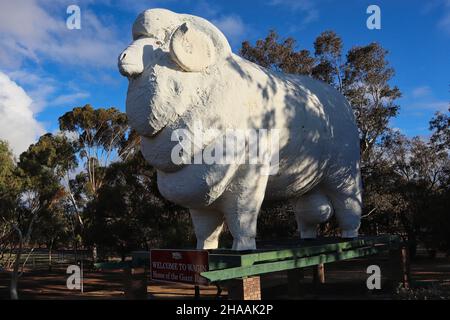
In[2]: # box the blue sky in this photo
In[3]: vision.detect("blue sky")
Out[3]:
[0,0,449,155]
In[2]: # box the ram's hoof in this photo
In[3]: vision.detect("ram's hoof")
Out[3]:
[232,237,256,251]
[299,225,318,239]
[341,229,358,239]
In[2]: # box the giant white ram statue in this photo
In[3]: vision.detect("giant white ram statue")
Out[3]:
[118,8,362,251]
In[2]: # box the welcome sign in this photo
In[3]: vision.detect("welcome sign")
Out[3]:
[150,250,209,285]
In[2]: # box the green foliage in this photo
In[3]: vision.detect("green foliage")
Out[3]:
[343,43,401,160]
[312,30,343,89]
[0,140,21,204]
[17,134,75,211]
[395,283,450,300]
[84,152,194,258]
[361,125,450,253]
[56,105,140,253]
[2,105,194,263]
[430,107,450,150]
[257,202,297,240]
[15,134,77,246]
[58,104,131,197]
[0,140,15,183]
[58,104,128,151]
[0,140,22,256]
[240,30,315,75]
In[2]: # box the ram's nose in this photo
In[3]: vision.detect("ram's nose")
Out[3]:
[118,47,144,78]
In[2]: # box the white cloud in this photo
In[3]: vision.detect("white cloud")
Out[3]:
[409,101,449,112]
[8,70,57,112]
[423,0,450,35]
[412,86,432,98]
[0,71,45,156]
[407,86,449,112]
[0,0,126,70]
[192,0,220,18]
[440,0,450,31]
[212,15,247,46]
[7,70,90,112]
[188,0,249,47]
[439,9,450,34]
[268,0,319,25]
[49,92,90,106]
[105,0,178,14]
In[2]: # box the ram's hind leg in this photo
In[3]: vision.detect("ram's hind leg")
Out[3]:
[293,190,334,239]
[327,191,362,238]
[325,171,362,238]
[190,209,224,249]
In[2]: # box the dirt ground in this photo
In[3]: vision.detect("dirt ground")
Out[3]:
[1,251,449,300]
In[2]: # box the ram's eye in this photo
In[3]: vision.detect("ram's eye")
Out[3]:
[155,40,163,46]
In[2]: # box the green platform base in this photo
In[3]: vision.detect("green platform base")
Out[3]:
[203,235,401,282]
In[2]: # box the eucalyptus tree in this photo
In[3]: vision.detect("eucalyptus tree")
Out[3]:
[0,140,21,275]
[58,104,130,199]
[0,134,77,299]
[343,43,401,162]
[58,105,141,259]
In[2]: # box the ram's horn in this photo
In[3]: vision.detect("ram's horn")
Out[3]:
[169,22,216,72]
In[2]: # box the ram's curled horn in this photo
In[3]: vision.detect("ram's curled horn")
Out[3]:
[169,22,216,72]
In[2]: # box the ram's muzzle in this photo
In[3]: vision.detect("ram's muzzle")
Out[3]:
[118,38,157,78]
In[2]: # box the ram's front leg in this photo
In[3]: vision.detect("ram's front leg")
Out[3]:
[218,166,269,251]
[190,209,224,249]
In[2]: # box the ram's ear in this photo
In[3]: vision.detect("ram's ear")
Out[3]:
[169,22,216,72]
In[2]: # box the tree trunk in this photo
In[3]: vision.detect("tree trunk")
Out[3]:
[10,237,22,300]
[92,244,97,263]
[74,241,78,262]
[408,233,417,260]
[10,270,19,300]
[10,211,37,300]
[48,240,54,272]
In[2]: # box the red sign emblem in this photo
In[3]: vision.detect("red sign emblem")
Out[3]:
[150,250,209,285]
